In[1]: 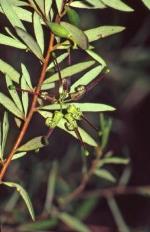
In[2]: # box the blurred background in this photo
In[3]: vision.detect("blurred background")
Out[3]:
[0,0,150,231]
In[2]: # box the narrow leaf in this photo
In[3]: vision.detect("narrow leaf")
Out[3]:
[0,59,20,83]
[40,103,115,112]
[43,61,95,84]
[2,181,35,220]
[0,92,24,119]
[33,11,44,54]
[70,65,104,92]
[2,112,9,156]
[21,74,29,116]
[45,0,52,18]
[12,152,27,160]
[47,52,69,70]
[15,27,44,62]
[21,64,33,90]
[70,1,106,9]
[0,33,27,49]
[55,0,63,15]
[94,169,116,182]
[85,26,125,43]
[59,212,90,232]
[142,0,150,9]
[34,0,45,12]
[61,21,89,50]
[86,49,106,66]
[101,0,134,12]
[0,0,25,29]
[6,75,23,113]
[102,157,129,165]
[67,7,80,27]
[17,136,45,152]
[0,123,2,160]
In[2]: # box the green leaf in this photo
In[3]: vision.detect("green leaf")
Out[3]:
[0,0,26,30]
[43,61,95,84]
[6,75,23,113]
[0,59,20,83]
[70,1,106,9]
[45,0,52,18]
[0,33,27,49]
[141,0,150,9]
[21,64,33,90]
[47,22,70,38]
[85,26,125,43]
[17,136,45,152]
[18,218,58,231]
[12,152,27,160]
[101,0,134,12]
[41,82,55,90]
[55,0,63,15]
[100,114,112,150]
[86,49,106,67]
[67,7,80,27]
[0,92,24,119]
[33,11,44,54]
[40,103,115,112]
[34,0,45,12]
[102,156,129,165]
[0,122,2,160]
[59,212,90,232]
[61,21,89,50]
[1,112,9,157]
[1,181,35,220]
[38,111,97,147]
[21,74,29,117]
[47,52,69,70]
[94,169,116,182]
[15,27,44,62]
[70,65,105,92]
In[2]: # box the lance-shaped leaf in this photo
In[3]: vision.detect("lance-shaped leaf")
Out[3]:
[21,74,29,117]
[0,93,24,119]
[85,26,125,43]
[0,59,20,83]
[70,65,104,92]
[55,0,63,15]
[1,181,35,220]
[34,0,45,12]
[61,21,89,50]
[70,0,106,9]
[0,122,2,160]
[86,49,107,67]
[21,64,33,90]
[67,7,80,27]
[12,152,27,160]
[1,112,9,159]
[58,212,90,232]
[0,0,25,30]
[15,27,44,62]
[101,0,134,12]
[99,156,129,167]
[40,103,115,112]
[47,52,69,70]
[94,169,116,182]
[45,0,52,18]
[33,11,44,54]
[0,34,27,49]
[6,75,23,113]
[142,0,150,9]
[43,61,95,84]
[17,136,45,152]
[38,110,97,147]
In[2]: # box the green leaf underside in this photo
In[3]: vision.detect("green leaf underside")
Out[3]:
[101,0,134,12]
[85,26,126,42]
[86,49,106,66]
[39,103,115,112]
[43,61,95,84]
[70,65,104,92]
[21,74,29,116]
[102,157,129,165]
[33,11,44,54]
[59,212,90,232]
[0,34,26,49]
[142,0,150,9]
[56,0,63,15]
[17,136,45,152]
[0,0,26,30]
[12,152,27,160]
[45,0,53,18]
[70,1,106,9]
[61,21,89,50]
[38,111,97,147]
[6,75,23,113]
[1,181,35,220]
[0,92,24,119]
[15,27,44,62]
[34,0,45,13]
[94,169,116,182]
[47,52,69,70]
[21,64,33,90]
[0,59,20,83]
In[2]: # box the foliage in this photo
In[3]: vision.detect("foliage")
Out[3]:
[0,0,149,231]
